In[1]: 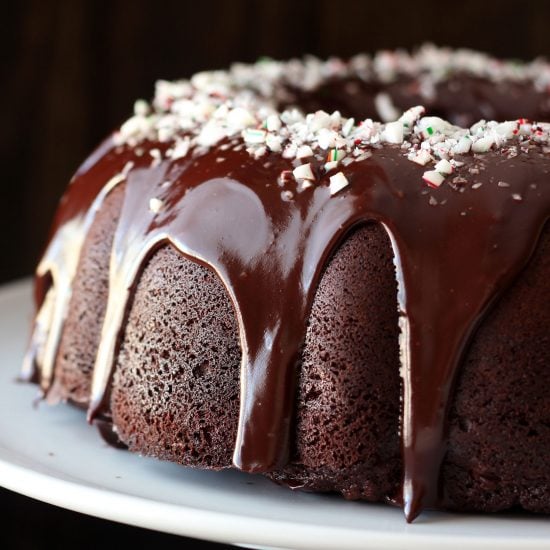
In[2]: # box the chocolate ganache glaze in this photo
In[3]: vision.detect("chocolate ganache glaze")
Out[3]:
[22,46,550,522]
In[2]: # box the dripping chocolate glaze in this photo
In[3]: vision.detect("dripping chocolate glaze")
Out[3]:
[22,139,129,389]
[24,77,550,522]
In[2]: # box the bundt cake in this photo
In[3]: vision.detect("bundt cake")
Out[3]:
[22,45,550,522]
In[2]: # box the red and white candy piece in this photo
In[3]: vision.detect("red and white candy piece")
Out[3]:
[422,170,445,188]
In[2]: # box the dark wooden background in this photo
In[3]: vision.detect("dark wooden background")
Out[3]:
[2,0,550,548]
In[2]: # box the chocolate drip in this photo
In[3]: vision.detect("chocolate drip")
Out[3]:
[84,144,363,472]
[21,139,129,392]
[27,134,550,521]
[374,158,550,520]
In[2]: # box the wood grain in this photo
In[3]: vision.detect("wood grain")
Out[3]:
[2,0,550,281]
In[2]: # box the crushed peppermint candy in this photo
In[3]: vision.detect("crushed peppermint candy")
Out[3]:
[423,170,445,188]
[327,148,345,162]
[329,172,350,195]
[171,137,190,159]
[296,145,314,158]
[242,128,267,144]
[382,120,405,144]
[434,159,453,174]
[149,198,164,213]
[149,148,162,166]
[375,92,400,122]
[409,149,433,166]
[293,163,315,181]
[111,48,550,196]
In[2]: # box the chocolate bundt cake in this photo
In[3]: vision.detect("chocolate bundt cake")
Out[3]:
[23,45,550,522]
